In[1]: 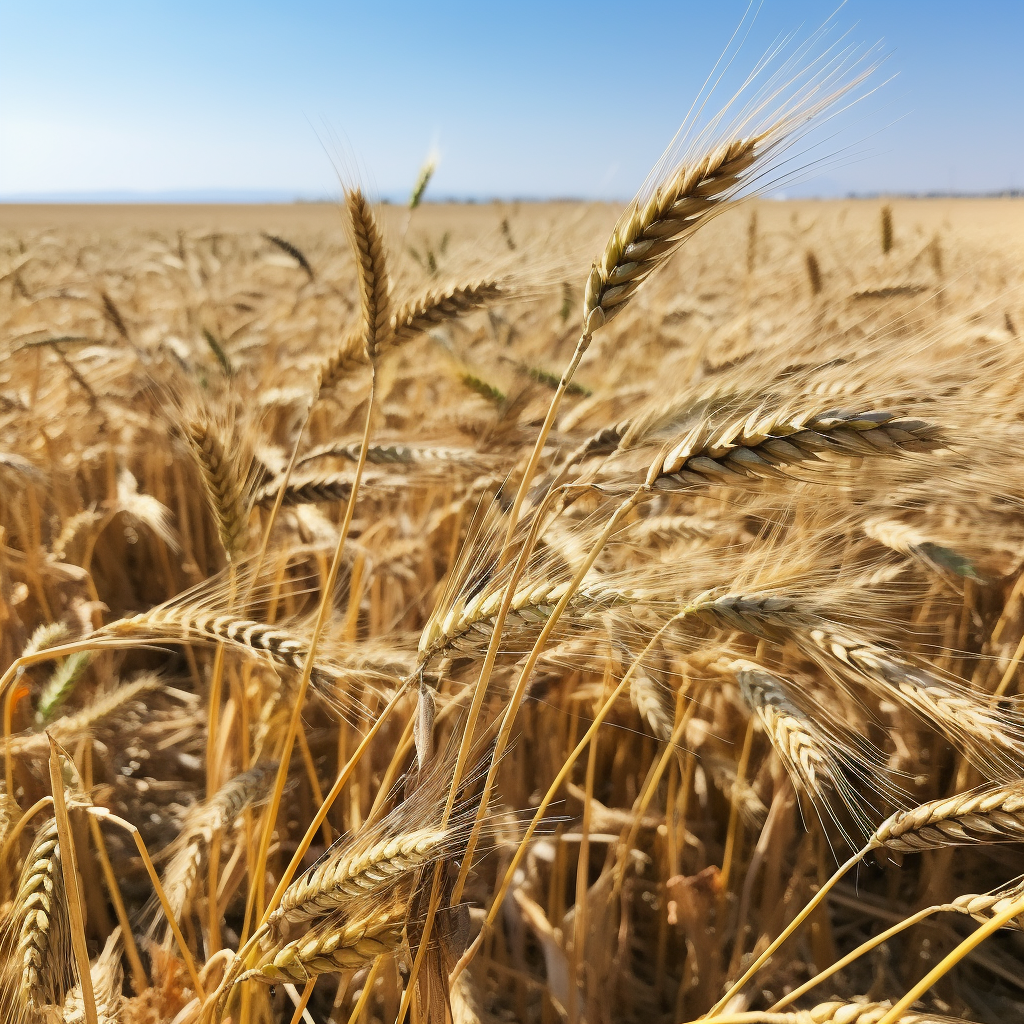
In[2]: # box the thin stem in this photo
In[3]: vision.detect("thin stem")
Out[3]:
[770,906,937,1012]
[875,890,1024,1024]
[288,980,317,1024]
[47,735,98,1024]
[250,373,376,926]
[705,843,878,1017]
[90,806,207,1000]
[451,486,649,904]
[451,613,679,984]
[500,332,592,557]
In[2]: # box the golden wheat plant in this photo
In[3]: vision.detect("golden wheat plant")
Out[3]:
[2,14,1024,1024]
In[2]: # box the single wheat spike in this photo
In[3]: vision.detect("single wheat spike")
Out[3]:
[298,440,482,468]
[97,607,395,695]
[646,407,943,488]
[583,135,765,332]
[346,188,391,362]
[13,818,69,1014]
[184,417,250,561]
[255,473,354,508]
[941,884,1024,929]
[629,513,716,544]
[262,232,314,279]
[389,280,503,349]
[60,927,123,1024]
[417,575,625,663]
[809,629,1024,773]
[271,828,448,928]
[874,781,1024,853]
[408,155,436,210]
[630,669,674,742]
[805,250,823,295]
[319,329,369,389]
[864,518,982,581]
[733,661,839,804]
[155,762,277,935]
[319,279,504,389]
[881,203,894,254]
[243,911,404,983]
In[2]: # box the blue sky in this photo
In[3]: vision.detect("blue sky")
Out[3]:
[0,1,1021,201]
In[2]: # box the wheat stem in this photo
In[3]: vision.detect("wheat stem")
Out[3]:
[47,735,97,1024]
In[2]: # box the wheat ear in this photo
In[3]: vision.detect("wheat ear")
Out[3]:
[584,135,765,331]
[645,408,943,488]
[733,661,845,811]
[346,189,391,362]
[59,927,123,1024]
[12,817,69,1013]
[154,762,277,936]
[254,473,356,508]
[874,780,1024,852]
[270,828,448,929]
[686,592,1024,778]
[319,279,504,389]
[184,417,251,561]
[629,669,675,742]
[242,911,404,984]
[417,575,624,663]
[390,280,503,348]
[297,440,482,468]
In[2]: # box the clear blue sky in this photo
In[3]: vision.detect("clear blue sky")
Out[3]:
[1,1,1021,201]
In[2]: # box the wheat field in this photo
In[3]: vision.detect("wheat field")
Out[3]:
[1,111,1024,1024]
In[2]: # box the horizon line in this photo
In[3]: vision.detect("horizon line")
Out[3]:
[2,188,1022,206]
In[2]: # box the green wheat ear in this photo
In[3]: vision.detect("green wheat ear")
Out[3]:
[409,155,437,210]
